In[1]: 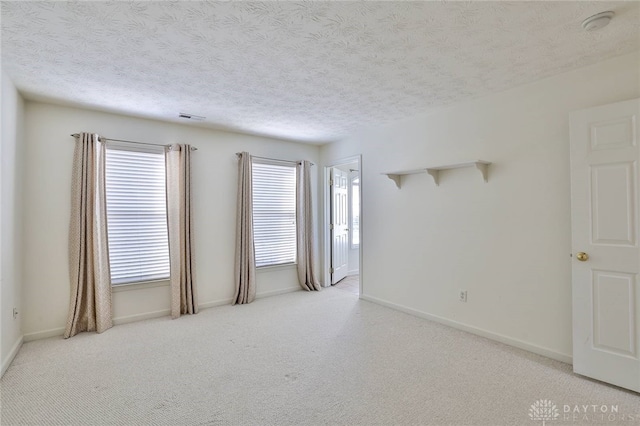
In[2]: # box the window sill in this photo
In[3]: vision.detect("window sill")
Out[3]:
[112,279,170,292]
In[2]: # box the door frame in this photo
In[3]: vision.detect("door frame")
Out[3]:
[322,155,362,295]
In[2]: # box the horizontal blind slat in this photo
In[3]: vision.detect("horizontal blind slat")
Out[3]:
[105,147,170,284]
[252,162,296,268]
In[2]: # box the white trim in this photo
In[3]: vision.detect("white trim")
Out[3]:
[322,165,331,288]
[256,286,300,299]
[198,298,235,310]
[1,335,23,377]
[199,287,300,309]
[348,173,360,250]
[347,269,359,276]
[360,294,572,364]
[113,308,170,325]
[24,327,65,342]
[22,287,302,342]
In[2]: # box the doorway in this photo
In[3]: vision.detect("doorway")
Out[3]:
[323,156,362,295]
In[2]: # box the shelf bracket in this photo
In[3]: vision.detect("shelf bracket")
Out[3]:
[386,174,402,189]
[426,169,440,186]
[475,162,489,182]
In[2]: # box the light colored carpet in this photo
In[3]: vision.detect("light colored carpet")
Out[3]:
[332,274,359,295]
[1,284,639,425]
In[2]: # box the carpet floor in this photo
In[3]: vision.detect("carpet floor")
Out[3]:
[1,283,638,425]
[332,274,359,295]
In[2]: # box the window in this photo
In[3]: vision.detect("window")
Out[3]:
[105,146,170,285]
[252,161,297,267]
[350,176,360,248]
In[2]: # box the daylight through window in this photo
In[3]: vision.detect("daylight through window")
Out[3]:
[252,161,297,267]
[105,147,170,285]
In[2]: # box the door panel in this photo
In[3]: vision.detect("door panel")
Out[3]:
[331,168,349,284]
[590,162,636,245]
[592,270,635,356]
[570,97,640,392]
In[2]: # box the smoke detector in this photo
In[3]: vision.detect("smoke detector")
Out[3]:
[581,11,615,31]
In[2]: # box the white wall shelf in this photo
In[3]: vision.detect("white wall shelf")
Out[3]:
[381,169,427,189]
[382,161,492,188]
[426,161,492,186]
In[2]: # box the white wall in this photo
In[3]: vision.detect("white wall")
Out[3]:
[321,51,640,361]
[22,102,321,340]
[1,70,25,375]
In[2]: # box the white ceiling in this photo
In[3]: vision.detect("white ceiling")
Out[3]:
[2,1,639,144]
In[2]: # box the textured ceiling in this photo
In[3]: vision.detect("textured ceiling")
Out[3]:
[1,1,639,143]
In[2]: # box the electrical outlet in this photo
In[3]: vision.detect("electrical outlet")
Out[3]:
[459,290,467,303]
[13,308,18,319]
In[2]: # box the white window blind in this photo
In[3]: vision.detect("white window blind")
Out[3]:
[252,161,297,267]
[105,147,170,285]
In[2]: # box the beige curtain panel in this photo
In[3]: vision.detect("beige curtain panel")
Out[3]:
[234,152,256,304]
[296,160,321,291]
[64,132,113,338]
[165,144,198,319]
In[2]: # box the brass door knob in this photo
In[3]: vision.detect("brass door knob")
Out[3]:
[576,252,589,262]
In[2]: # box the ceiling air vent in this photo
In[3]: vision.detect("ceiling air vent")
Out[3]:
[178,112,206,121]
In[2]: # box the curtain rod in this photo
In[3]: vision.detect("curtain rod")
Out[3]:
[71,134,198,151]
[236,152,314,166]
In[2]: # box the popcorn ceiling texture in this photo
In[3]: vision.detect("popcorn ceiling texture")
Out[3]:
[1,1,639,142]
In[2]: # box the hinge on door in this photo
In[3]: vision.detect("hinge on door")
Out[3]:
[330,267,334,274]
[330,224,334,230]
[329,179,333,186]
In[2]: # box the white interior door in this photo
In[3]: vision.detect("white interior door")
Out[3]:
[570,97,640,392]
[331,168,349,284]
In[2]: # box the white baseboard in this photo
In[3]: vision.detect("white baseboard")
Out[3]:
[199,298,233,310]
[23,310,175,340]
[1,335,24,377]
[23,287,302,342]
[347,270,359,276]
[360,294,572,364]
[113,308,170,326]
[256,286,300,299]
[24,327,65,342]
[200,287,299,308]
